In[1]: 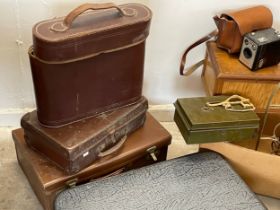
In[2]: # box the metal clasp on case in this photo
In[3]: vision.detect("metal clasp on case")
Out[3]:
[147,146,158,161]
[66,178,78,188]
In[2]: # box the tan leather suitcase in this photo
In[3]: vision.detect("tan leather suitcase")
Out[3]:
[13,113,171,210]
[201,41,280,111]
[29,3,152,127]
[21,97,148,175]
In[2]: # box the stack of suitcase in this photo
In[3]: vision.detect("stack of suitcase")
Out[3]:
[12,3,172,209]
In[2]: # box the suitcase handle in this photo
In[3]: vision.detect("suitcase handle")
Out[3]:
[98,135,127,158]
[51,3,135,32]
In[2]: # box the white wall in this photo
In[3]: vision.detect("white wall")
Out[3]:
[0,0,279,126]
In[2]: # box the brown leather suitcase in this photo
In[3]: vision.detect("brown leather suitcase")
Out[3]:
[29,3,152,127]
[201,41,280,111]
[21,97,148,174]
[13,113,171,210]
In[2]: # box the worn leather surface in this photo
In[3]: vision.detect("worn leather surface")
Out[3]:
[29,3,151,127]
[12,113,171,210]
[21,97,148,174]
[13,113,171,210]
[214,5,272,53]
[55,152,266,210]
[29,42,146,127]
[32,3,151,61]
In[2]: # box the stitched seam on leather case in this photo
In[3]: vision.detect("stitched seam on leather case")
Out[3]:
[36,25,147,49]
[30,39,145,65]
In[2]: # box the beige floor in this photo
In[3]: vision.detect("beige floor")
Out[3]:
[0,123,280,210]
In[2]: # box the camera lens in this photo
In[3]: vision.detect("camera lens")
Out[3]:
[243,48,252,59]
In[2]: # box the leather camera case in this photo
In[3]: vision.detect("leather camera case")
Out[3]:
[29,3,152,127]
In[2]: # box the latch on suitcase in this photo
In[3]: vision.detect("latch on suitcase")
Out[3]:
[65,178,78,188]
[147,146,158,161]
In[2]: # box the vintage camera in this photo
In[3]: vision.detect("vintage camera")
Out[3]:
[239,28,280,70]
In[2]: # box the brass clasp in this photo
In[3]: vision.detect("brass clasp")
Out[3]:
[147,146,158,161]
[65,178,78,188]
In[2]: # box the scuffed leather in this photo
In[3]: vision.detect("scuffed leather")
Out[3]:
[32,3,152,61]
[13,114,171,210]
[21,97,148,175]
[55,152,266,210]
[29,3,152,127]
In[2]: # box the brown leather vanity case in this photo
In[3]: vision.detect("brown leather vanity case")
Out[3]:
[202,41,280,111]
[13,113,171,210]
[29,3,152,127]
[21,97,148,175]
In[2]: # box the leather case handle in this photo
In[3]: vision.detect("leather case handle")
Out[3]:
[98,135,127,158]
[51,3,135,32]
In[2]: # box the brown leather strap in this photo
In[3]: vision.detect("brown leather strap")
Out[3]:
[98,135,127,158]
[51,3,135,32]
[180,30,217,76]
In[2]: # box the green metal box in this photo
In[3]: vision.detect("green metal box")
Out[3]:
[174,96,260,144]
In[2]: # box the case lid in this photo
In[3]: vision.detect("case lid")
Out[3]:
[32,3,151,62]
[221,5,272,36]
[207,41,280,81]
[13,113,171,191]
[175,96,260,130]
